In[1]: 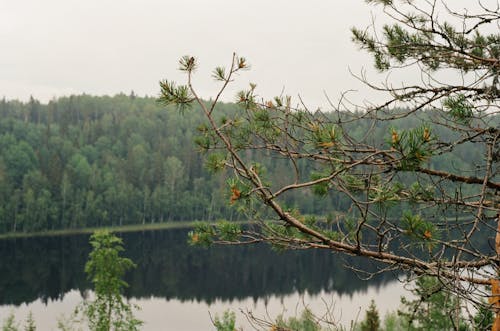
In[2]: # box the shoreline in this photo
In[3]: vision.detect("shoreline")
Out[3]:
[0,221,205,240]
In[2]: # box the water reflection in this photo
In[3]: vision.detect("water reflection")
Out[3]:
[0,228,395,306]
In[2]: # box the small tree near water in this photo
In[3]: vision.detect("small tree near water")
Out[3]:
[0,312,35,331]
[79,230,142,331]
[360,300,380,331]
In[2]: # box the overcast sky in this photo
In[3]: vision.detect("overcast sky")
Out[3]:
[0,0,489,109]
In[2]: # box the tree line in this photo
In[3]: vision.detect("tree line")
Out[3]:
[0,94,493,234]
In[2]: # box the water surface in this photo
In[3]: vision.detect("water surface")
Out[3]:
[0,228,405,329]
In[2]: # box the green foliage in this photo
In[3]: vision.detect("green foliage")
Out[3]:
[23,313,35,331]
[210,282,493,331]
[354,279,492,331]
[382,312,405,331]
[443,95,473,125]
[55,315,80,331]
[188,221,216,247]
[263,221,301,251]
[0,95,250,233]
[3,141,37,186]
[397,276,465,331]
[342,174,369,193]
[188,220,242,246]
[216,220,242,242]
[401,211,436,243]
[352,5,500,74]
[212,66,227,81]
[160,2,498,329]
[213,310,237,331]
[251,109,281,142]
[473,302,494,330]
[158,80,194,111]
[226,178,252,207]
[383,24,425,64]
[205,153,227,173]
[310,170,332,196]
[0,312,39,331]
[0,95,492,234]
[236,84,258,110]
[81,230,142,331]
[351,27,390,71]
[408,182,434,202]
[1,314,19,331]
[369,183,403,208]
[178,55,197,72]
[388,126,433,171]
[194,134,211,150]
[360,300,381,331]
[275,309,321,331]
[309,123,342,150]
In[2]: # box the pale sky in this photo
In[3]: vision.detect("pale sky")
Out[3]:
[0,0,491,109]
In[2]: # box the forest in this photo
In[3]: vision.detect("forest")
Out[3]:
[0,94,495,234]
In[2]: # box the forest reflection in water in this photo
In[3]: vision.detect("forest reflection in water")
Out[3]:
[0,228,402,329]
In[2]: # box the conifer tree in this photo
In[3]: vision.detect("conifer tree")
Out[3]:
[360,300,380,331]
[160,0,499,325]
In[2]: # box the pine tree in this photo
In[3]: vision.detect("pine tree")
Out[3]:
[360,300,380,331]
[160,1,499,321]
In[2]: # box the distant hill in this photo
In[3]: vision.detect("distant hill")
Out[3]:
[0,94,494,234]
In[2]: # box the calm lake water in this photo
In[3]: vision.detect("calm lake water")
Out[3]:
[0,228,406,330]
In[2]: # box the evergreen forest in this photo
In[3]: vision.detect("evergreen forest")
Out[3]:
[0,94,496,234]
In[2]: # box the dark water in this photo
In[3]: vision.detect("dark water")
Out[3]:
[0,228,395,306]
[0,228,402,329]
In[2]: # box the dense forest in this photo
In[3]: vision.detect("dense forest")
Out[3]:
[0,94,494,234]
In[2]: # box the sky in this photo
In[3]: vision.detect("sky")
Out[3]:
[0,0,491,109]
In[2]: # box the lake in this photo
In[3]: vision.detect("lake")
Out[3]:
[0,228,406,330]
